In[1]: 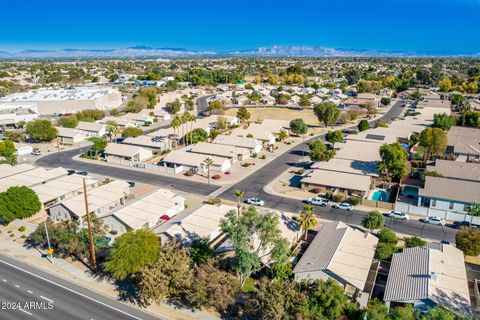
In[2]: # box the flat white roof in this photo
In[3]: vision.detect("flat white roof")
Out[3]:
[190,142,249,158]
[0,163,35,179]
[104,143,147,158]
[213,134,260,149]
[163,150,229,167]
[32,175,97,204]
[0,87,119,102]
[0,167,67,193]
[302,169,372,192]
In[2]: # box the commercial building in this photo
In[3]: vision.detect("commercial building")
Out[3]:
[0,102,38,129]
[0,87,122,115]
[293,221,378,301]
[384,243,470,314]
[103,189,185,236]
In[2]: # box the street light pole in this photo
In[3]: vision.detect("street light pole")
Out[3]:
[83,178,97,272]
[43,220,54,264]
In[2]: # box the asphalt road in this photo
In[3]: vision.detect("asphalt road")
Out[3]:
[196,94,213,117]
[35,148,219,196]
[0,253,162,320]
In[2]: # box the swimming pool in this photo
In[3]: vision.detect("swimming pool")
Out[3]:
[402,186,419,196]
[371,189,390,202]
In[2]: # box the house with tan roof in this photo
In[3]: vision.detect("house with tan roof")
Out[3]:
[301,169,372,198]
[294,221,378,301]
[76,121,106,137]
[161,150,231,173]
[55,127,86,145]
[104,143,153,162]
[384,243,470,314]
[189,142,250,162]
[446,126,480,161]
[213,134,262,153]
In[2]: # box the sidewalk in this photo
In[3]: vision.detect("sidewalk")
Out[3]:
[0,220,219,320]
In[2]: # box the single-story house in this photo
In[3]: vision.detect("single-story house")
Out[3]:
[14,143,33,156]
[446,126,480,160]
[104,143,153,162]
[161,203,237,245]
[189,142,250,162]
[301,169,372,198]
[99,116,135,129]
[55,127,86,145]
[384,243,470,314]
[0,163,35,179]
[122,135,172,152]
[139,108,171,122]
[294,221,378,301]
[161,150,231,173]
[48,179,130,224]
[0,167,67,193]
[213,134,262,153]
[417,98,451,109]
[310,158,378,177]
[103,189,185,236]
[418,176,480,214]
[76,121,106,138]
[32,174,98,208]
[426,159,480,183]
[121,112,154,127]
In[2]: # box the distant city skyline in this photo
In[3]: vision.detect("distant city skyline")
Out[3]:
[2,0,480,53]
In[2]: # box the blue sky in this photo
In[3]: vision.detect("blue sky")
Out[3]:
[1,0,479,53]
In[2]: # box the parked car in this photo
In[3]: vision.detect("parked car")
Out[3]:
[31,149,41,156]
[246,197,265,206]
[75,170,88,176]
[387,211,410,220]
[333,203,354,211]
[306,197,329,207]
[452,221,477,229]
[420,216,445,226]
[127,181,136,188]
[66,169,76,176]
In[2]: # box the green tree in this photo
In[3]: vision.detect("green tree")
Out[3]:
[165,99,181,115]
[438,78,452,92]
[234,189,245,218]
[378,142,409,179]
[75,109,105,122]
[190,237,214,265]
[390,304,415,320]
[220,207,289,287]
[0,186,41,223]
[362,210,385,231]
[308,140,336,162]
[138,241,194,304]
[89,137,107,154]
[187,259,239,311]
[358,119,370,132]
[105,120,120,141]
[237,106,251,122]
[380,97,391,106]
[366,298,390,320]
[404,236,427,248]
[121,127,143,138]
[186,128,208,144]
[125,96,148,113]
[58,115,79,128]
[3,131,25,142]
[289,118,308,136]
[26,119,58,142]
[433,113,456,131]
[376,242,397,260]
[456,227,480,256]
[216,116,228,130]
[419,128,448,162]
[421,170,443,181]
[203,157,214,195]
[278,129,289,142]
[325,130,344,147]
[208,100,225,113]
[423,307,456,320]
[298,205,317,240]
[314,102,340,127]
[103,229,161,280]
[378,228,398,245]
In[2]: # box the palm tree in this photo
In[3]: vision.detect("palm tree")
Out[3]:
[106,120,120,142]
[190,114,197,144]
[298,205,317,240]
[171,116,181,149]
[182,111,192,146]
[203,157,214,195]
[234,190,245,218]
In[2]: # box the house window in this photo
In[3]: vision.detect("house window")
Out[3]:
[449,202,454,210]
[431,200,437,207]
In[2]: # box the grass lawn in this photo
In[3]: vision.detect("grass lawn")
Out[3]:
[242,277,256,293]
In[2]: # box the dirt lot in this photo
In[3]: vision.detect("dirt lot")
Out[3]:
[225,107,321,126]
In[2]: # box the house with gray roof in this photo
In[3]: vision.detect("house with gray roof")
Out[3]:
[384,243,470,315]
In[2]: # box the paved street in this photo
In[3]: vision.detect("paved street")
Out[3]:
[0,253,161,320]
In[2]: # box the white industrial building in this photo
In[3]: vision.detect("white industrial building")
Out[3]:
[0,87,122,115]
[0,102,39,129]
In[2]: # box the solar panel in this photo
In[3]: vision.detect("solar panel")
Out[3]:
[365,134,385,141]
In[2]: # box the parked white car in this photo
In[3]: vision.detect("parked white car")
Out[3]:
[306,197,330,207]
[422,216,446,226]
[246,197,265,206]
[387,211,410,220]
[333,203,354,211]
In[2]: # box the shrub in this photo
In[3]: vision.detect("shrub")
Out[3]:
[9,233,14,238]
[348,196,361,206]
[205,197,222,205]
[325,191,333,199]
[242,162,252,167]
[375,242,397,260]
[185,170,194,177]
[378,228,398,244]
[212,174,221,180]
[358,120,369,132]
[251,153,258,158]
[404,236,427,248]
[297,168,305,174]
[260,155,266,160]
[332,194,344,203]
[18,226,26,232]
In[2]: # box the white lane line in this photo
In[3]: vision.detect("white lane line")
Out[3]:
[2,279,6,282]
[39,295,53,303]
[27,290,33,294]
[19,308,32,316]
[0,258,144,320]
[15,284,20,288]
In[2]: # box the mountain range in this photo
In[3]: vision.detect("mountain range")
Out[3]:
[0,45,478,59]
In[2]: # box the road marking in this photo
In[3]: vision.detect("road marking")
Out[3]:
[15,284,20,288]
[2,279,6,282]
[19,308,32,316]
[39,295,53,303]
[27,290,33,294]
[0,258,145,320]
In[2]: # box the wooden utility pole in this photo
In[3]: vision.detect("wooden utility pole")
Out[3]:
[83,178,97,272]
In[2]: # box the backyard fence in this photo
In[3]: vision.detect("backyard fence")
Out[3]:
[395,202,480,224]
